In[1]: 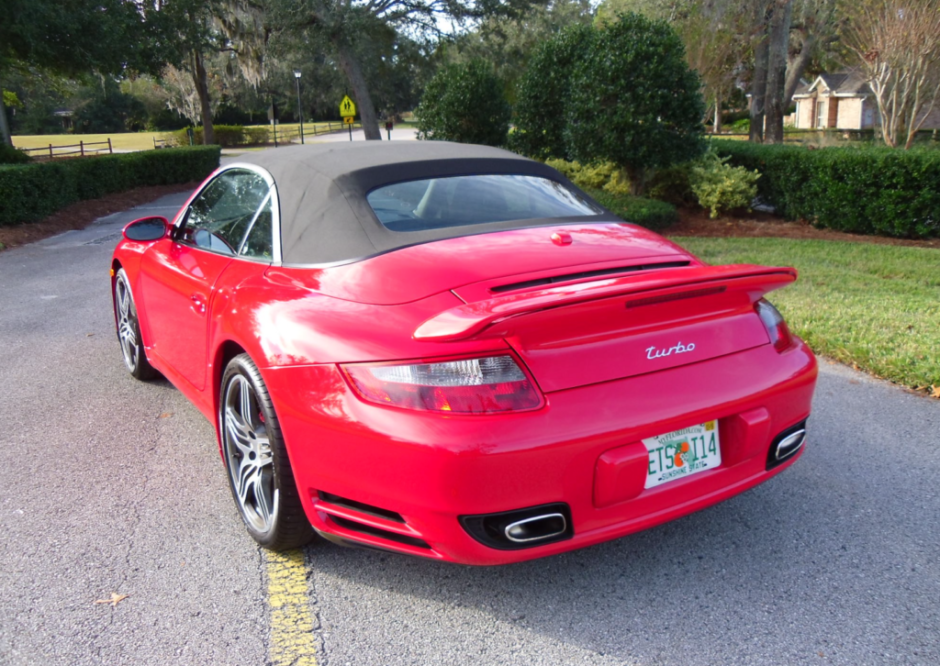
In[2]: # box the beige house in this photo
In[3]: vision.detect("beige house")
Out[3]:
[793,72,940,131]
[793,73,878,130]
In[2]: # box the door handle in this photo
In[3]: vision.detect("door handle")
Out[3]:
[190,293,207,315]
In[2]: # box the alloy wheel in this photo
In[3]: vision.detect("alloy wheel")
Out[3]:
[222,374,278,533]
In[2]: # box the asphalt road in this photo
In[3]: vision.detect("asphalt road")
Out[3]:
[0,191,938,666]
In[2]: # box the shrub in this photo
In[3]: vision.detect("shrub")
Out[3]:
[646,163,694,206]
[713,139,940,238]
[0,143,30,165]
[587,189,678,231]
[510,24,594,160]
[564,13,706,194]
[545,158,632,195]
[168,125,251,147]
[689,151,760,218]
[415,60,510,147]
[0,146,220,226]
[244,127,270,145]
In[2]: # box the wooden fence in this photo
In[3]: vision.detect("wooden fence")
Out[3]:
[20,139,113,159]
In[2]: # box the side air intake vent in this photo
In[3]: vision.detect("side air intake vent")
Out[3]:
[491,261,691,294]
[318,492,406,522]
[328,516,431,549]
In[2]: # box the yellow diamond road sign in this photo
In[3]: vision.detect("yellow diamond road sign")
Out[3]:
[339,95,357,118]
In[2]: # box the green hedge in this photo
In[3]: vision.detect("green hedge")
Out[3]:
[0,146,220,226]
[712,139,940,238]
[0,144,30,165]
[168,125,271,147]
[587,188,678,232]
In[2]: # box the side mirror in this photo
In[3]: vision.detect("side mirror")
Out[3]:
[123,216,169,242]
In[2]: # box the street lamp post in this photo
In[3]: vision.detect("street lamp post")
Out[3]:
[293,70,304,145]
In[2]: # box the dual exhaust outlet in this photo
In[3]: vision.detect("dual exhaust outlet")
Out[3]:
[462,421,809,551]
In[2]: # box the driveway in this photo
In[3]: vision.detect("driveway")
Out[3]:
[0,191,937,665]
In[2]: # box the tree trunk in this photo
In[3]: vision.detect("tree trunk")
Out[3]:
[0,99,11,147]
[191,49,215,145]
[784,31,816,109]
[764,0,793,144]
[334,40,381,141]
[713,90,722,134]
[749,3,773,143]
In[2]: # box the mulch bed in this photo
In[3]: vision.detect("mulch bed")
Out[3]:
[2,186,938,251]
[668,206,940,249]
[0,182,199,251]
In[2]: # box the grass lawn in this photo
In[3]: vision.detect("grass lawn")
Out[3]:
[12,132,165,152]
[673,237,940,393]
[10,122,351,153]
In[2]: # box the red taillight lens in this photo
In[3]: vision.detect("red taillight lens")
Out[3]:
[342,355,543,413]
[755,298,793,352]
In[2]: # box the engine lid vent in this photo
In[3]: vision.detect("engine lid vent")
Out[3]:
[491,261,691,294]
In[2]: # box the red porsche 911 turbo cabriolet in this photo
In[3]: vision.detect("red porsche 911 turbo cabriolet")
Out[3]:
[111,142,817,565]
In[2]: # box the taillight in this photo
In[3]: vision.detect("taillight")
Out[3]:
[755,299,793,352]
[342,355,543,413]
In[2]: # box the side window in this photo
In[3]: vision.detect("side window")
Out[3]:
[181,170,270,255]
[239,197,273,260]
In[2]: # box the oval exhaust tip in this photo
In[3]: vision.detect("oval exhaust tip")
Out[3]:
[775,429,806,461]
[505,513,567,543]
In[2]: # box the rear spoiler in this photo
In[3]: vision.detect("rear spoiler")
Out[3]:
[414,264,796,342]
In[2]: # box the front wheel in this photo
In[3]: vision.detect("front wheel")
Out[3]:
[219,354,313,550]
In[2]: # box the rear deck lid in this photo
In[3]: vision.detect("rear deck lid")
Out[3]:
[289,222,692,305]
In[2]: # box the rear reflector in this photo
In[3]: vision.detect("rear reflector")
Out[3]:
[342,354,543,413]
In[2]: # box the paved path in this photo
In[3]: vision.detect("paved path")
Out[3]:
[0,191,938,665]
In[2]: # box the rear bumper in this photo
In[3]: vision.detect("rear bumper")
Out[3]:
[263,340,817,565]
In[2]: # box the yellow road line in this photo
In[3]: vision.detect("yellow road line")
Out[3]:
[265,549,319,666]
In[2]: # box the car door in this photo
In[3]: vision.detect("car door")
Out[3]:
[138,168,273,391]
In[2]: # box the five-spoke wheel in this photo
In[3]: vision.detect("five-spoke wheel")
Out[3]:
[220,354,313,550]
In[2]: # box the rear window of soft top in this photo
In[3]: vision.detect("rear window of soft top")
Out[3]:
[366,174,603,231]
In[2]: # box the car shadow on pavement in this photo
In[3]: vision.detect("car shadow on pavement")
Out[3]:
[301,435,938,665]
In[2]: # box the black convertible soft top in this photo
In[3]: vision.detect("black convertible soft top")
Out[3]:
[236,142,612,266]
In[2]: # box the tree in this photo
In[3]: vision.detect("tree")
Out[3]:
[158,65,223,126]
[595,0,749,134]
[415,60,510,146]
[748,0,842,143]
[144,0,230,145]
[445,0,595,102]
[842,0,940,149]
[748,0,793,143]
[510,24,594,159]
[785,0,841,107]
[72,81,148,133]
[565,13,706,194]
[263,0,537,140]
[0,0,151,145]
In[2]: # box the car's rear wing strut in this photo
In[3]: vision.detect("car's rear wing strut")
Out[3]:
[413,264,797,342]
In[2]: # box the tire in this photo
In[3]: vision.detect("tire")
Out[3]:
[219,354,314,550]
[113,268,158,381]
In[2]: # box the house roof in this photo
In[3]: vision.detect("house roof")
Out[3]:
[794,71,872,98]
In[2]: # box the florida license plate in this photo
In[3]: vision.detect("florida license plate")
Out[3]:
[643,420,721,489]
